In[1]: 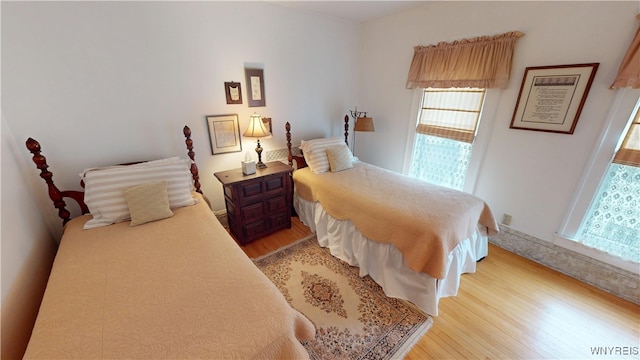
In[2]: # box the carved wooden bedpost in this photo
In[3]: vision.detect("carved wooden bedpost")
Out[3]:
[285,122,293,167]
[344,114,350,146]
[183,126,203,194]
[26,138,74,225]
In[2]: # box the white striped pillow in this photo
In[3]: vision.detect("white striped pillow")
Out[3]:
[81,157,197,229]
[300,137,350,174]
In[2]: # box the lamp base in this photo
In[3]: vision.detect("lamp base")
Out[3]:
[254,139,267,169]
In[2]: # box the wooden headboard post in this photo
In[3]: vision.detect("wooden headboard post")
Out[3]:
[27,126,204,226]
[285,122,306,168]
[343,114,349,146]
[26,138,88,225]
[183,126,202,194]
[285,115,351,169]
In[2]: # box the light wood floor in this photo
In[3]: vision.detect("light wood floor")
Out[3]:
[239,217,640,359]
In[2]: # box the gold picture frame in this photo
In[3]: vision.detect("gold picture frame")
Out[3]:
[206,114,242,155]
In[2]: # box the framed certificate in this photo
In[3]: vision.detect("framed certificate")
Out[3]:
[510,63,599,134]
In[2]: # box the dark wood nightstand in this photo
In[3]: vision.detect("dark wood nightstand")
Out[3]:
[214,161,293,245]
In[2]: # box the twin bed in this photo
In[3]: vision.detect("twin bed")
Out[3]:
[285,116,499,316]
[23,127,315,359]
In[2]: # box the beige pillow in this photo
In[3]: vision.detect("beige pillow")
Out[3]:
[326,144,353,172]
[123,181,174,226]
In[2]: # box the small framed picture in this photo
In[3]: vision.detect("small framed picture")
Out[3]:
[510,63,599,134]
[206,114,242,155]
[224,81,242,105]
[245,68,266,107]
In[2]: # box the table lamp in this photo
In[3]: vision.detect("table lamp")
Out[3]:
[243,113,271,168]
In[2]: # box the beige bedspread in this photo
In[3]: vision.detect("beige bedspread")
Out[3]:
[24,193,314,359]
[294,162,499,279]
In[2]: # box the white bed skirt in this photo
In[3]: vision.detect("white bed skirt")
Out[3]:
[294,194,488,316]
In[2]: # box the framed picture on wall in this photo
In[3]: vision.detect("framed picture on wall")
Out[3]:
[510,63,599,134]
[206,114,242,155]
[224,82,242,104]
[245,68,266,107]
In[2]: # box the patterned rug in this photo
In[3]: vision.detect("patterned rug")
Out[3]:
[253,235,433,360]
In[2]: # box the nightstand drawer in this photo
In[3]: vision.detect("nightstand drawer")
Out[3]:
[269,210,290,229]
[242,219,267,240]
[238,180,263,205]
[266,196,287,212]
[241,202,264,221]
[264,175,285,196]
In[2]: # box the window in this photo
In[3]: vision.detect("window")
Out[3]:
[577,103,640,263]
[409,88,486,190]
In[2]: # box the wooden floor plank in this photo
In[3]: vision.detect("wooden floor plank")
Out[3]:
[238,217,640,359]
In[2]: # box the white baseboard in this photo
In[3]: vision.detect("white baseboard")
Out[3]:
[214,210,228,228]
[490,225,639,305]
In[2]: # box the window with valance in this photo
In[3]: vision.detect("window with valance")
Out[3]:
[570,15,640,264]
[407,31,523,190]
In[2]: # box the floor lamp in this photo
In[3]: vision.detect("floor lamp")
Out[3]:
[349,107,374,157]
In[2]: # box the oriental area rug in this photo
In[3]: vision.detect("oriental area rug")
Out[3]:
[253,235,433,360]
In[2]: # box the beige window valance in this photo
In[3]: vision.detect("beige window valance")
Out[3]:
[406,31,524,90]
[610,14,640,89]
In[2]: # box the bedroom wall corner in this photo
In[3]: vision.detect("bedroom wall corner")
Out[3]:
[1,115,57,359]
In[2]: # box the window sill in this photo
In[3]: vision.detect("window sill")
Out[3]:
[552,233,639,274]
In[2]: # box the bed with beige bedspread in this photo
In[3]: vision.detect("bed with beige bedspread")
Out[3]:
[285,118,499,315]
[23,127,314,359]
[294,162,499,279]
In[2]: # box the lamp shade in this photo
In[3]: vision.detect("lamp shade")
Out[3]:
[244,113,271,138]
[354,117,375,132]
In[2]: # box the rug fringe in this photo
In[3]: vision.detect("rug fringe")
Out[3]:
[389,316,434,359]
[250,234,317,261]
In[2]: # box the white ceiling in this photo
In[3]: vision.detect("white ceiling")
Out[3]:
[270,1,424,22]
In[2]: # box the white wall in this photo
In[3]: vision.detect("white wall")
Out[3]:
[2,2,357,209]
[357,2,639,250]
[1,2,359,358]
[3,1,359,214]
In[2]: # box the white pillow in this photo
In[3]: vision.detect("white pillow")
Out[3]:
[326,144,353,172]
[300,137,351,174]
[81,157,196,229]
[79,156,182,174]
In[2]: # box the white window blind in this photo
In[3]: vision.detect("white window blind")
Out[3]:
[613,109,640,167]
[417,88,486,143]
